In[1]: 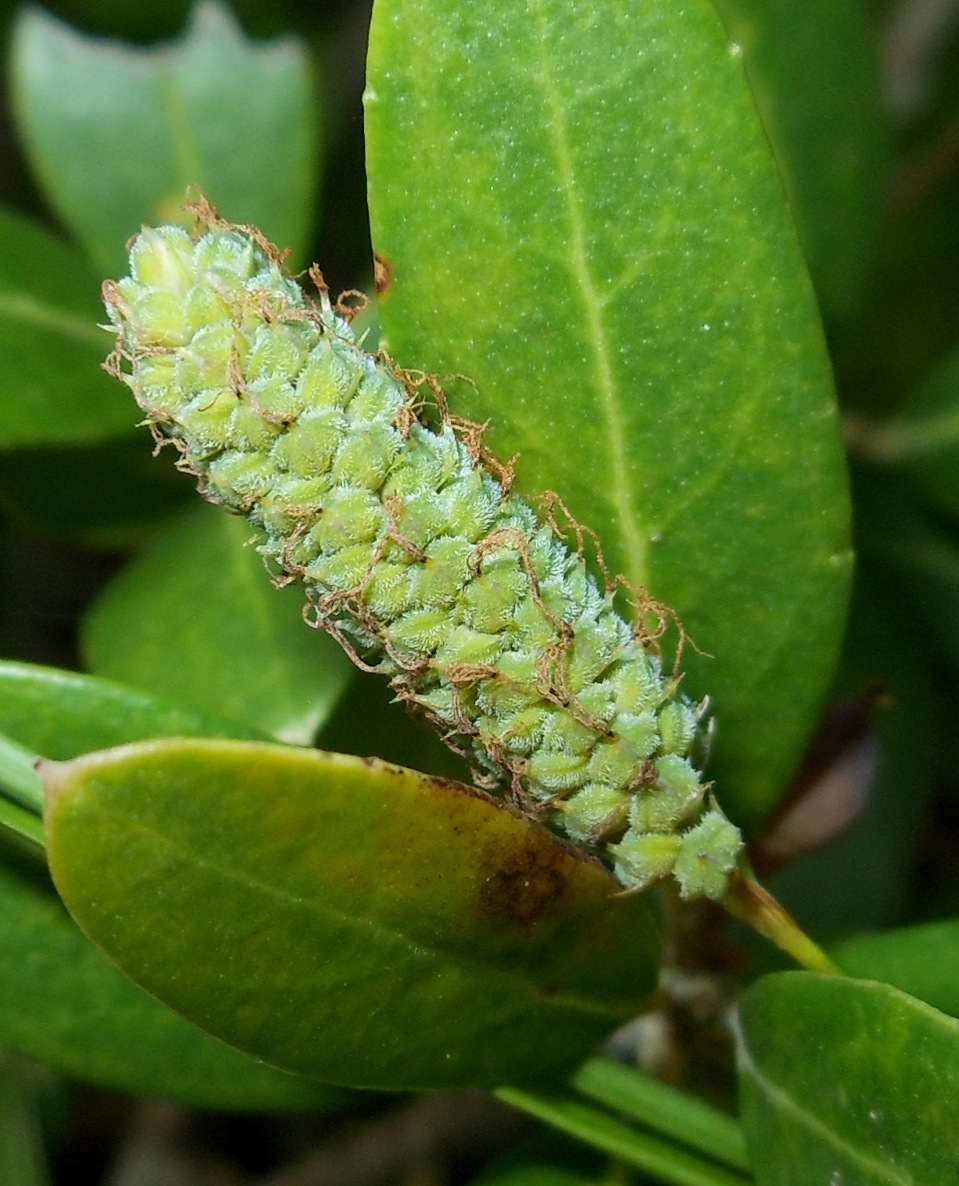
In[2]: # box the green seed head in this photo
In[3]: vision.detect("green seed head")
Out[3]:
[103,202,744,901]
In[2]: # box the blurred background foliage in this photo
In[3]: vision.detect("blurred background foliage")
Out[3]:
[2,0,959,1182]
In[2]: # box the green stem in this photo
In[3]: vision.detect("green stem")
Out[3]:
[572,1057,748,1173]
[495,1087,751,1186]
[722,869,838,973]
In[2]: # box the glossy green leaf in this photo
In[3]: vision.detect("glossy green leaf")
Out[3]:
[0,662,339,1106]
[0,207,129,448]
[365,0,852,826]
[738,972,959,1184]
[834,920,959,1020]
[0,658,266,756]
[43,738,661,1089]
[0,433,194,548]
[10,3,321,276]
[0,848,340,1109]
[82,505,353,743]
[711,0,887,321]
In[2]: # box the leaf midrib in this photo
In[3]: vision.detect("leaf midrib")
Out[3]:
[738,1038,912,1185]
[529,1,647,589]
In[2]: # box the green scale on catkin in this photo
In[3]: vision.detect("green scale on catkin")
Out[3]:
[102,209,743,901]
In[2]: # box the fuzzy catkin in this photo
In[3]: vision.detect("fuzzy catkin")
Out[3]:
[102,211,743,901]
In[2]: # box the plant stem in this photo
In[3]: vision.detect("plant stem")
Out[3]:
[722,869,838,973]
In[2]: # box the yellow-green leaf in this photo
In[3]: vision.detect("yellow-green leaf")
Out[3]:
[43,738,660,1089]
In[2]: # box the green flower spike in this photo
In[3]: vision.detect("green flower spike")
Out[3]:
[102,202,744,902]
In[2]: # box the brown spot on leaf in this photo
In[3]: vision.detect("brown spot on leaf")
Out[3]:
[478,844,568,932]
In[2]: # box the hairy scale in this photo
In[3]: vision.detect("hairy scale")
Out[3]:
[102,207,743,901]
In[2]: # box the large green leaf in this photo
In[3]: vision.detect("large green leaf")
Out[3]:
[10,3,321,275]
[738,972,959,1184]
[0,664,337,1108]
[82,505,353,743]
[43,738,661,1089]
[834,920,959,1020]
[711,0,887,321]
[0,659,266,756]
[365,0,851,827]
[0,208,128,448]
